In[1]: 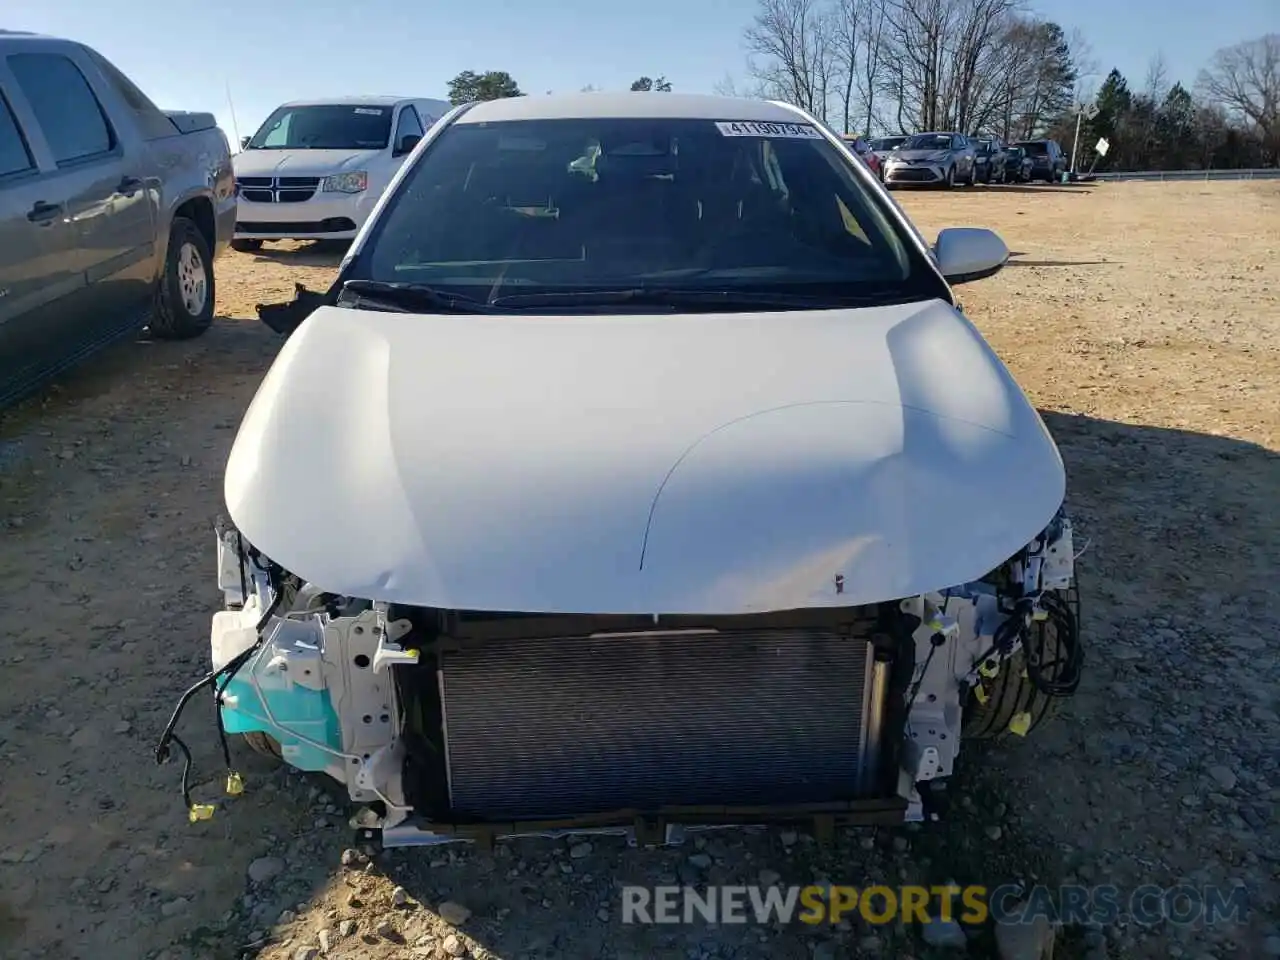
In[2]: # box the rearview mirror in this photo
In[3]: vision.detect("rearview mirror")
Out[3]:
[394,133,422,157]
[934,227,1009,284]
[240,135,250,150]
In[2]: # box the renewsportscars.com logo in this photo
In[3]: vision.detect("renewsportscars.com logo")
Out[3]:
[619,883,1252,927]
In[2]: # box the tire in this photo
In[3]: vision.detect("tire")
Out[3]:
[150,216,215,340]
[241,731,283,761]
[962,584,1080,741]
[944,165,956,189]
[231,239,263,253]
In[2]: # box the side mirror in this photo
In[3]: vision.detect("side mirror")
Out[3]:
[394,133,422,157]
[240,135,251,150]
[934,227,1009,284]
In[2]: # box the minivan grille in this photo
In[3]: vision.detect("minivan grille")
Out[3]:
[235,176,322,203]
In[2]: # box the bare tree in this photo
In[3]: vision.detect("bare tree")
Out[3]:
[1197,34,1280,153]
[945,0,1021,132]
[1144,51,1170,101]
[831,0,865,133]
[713,74,744,97]
[880,0,952,130]
[744,0,837,120]
[857,0,890,134]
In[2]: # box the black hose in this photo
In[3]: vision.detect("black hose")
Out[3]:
[1025,590,1083,697]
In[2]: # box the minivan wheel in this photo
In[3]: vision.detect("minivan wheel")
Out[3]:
[151,217,215,340]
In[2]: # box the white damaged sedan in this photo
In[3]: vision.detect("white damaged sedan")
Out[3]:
[161,93,1083,848]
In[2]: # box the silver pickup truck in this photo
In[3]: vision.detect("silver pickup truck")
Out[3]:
[0,30,236,408]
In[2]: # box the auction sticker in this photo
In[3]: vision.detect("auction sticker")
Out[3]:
[715,120,823,139]
[353,107,385,115]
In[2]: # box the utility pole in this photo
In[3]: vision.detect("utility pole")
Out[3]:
[1070,102,1099,174]
[225,80,241,151]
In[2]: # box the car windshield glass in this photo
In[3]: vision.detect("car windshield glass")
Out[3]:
[352,116,939,307]
[247,104,393,150]
[870,137,905,151]
[1017,141,1049,156]
[901,134,953,151]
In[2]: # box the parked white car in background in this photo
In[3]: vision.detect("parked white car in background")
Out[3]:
[231,96,450,251]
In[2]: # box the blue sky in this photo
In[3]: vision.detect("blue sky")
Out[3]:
[7,0,1274,141]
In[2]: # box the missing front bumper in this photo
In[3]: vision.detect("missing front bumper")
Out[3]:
[360,796,911,850]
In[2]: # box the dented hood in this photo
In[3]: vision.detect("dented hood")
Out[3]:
[224,301,1066,614]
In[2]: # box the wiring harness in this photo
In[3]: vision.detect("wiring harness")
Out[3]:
[154,534,283,821]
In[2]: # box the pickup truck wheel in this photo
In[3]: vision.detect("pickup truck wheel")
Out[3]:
[241,731,283,761]
[231,239,263,253]
[152,216,214,340]
[962,583,1080,740]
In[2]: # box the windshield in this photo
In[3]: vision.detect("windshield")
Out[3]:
[870,137,906,151]
[901,134,954,151]
[1016,141,1049,156]
[347,116,945,308]
[247,104,393,150]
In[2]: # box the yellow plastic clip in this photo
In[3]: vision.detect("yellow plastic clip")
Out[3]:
[974,683,989,705]
[189,803,215,823]
[978,660,1000,679]
[1032,608,1049,622]
[1008,712,1032,737]
[225,772,245,797]
[405,648,421,661]
[1021,669,1029,680]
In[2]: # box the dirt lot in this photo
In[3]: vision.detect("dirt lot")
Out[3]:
[1,180,1277,960]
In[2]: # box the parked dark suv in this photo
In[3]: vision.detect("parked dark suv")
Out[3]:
[1012,139,1067,182]
[973,136,1008,184]
[0,30,235,408]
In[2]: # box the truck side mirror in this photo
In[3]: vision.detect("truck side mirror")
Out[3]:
[394,133,422,157]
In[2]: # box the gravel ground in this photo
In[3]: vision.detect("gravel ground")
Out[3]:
[0,180,1277,960]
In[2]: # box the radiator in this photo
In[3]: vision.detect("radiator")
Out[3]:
[437,629,878,820]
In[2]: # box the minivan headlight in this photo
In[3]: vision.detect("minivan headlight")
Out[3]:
[322,171,368,194]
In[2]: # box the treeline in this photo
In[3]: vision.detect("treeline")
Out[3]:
[732,0,1278,171]
[1077,53,1277,171]
[444,26,1278,171]
[446,70,673,102]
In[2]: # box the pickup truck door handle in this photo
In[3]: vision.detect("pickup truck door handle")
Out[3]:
[27,201,63,224]
[116,175,144,196]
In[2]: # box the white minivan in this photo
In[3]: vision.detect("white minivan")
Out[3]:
[231,96,450,250]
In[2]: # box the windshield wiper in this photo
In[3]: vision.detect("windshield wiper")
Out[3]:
[338,280,501,314]
[489,287,918,311]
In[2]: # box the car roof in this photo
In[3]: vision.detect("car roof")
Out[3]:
[279,96,426,108]
[454,92,811,125]
[0,30,76,47]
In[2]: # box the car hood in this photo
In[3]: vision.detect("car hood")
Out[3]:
[224,301,1065,615]
[233,148,381,177]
